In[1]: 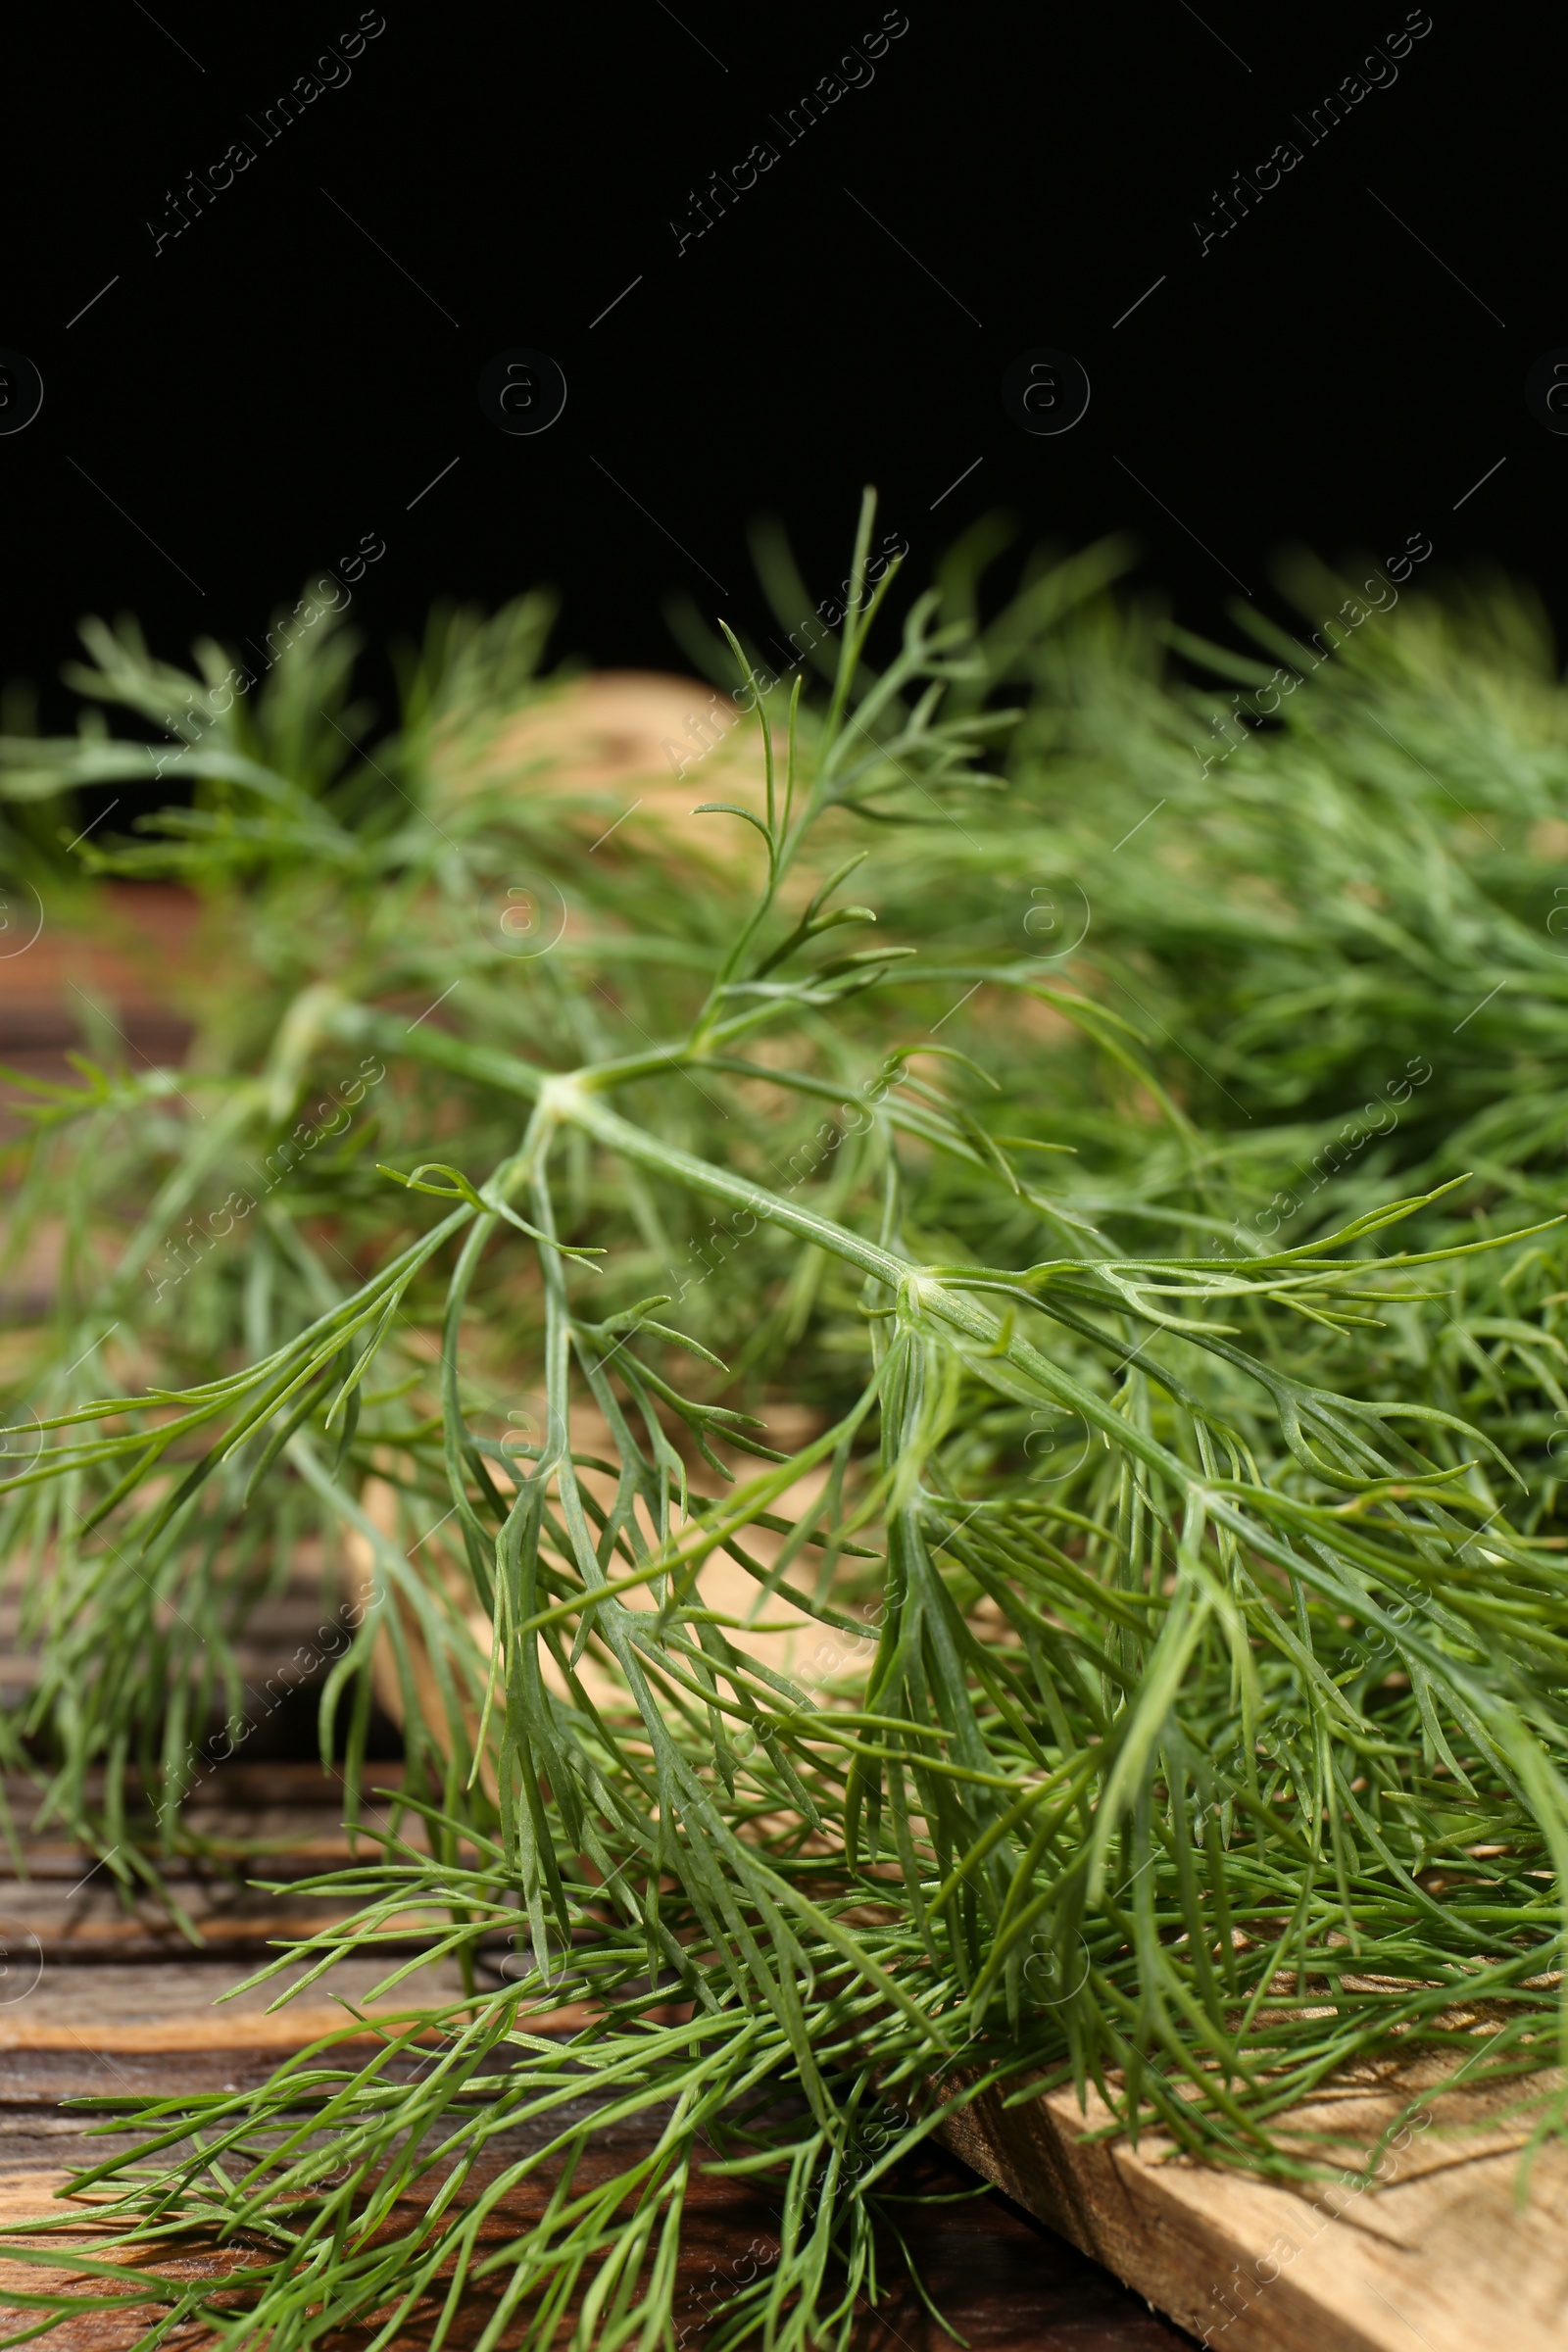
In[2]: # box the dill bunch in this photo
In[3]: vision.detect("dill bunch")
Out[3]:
[0,499,1566,2351]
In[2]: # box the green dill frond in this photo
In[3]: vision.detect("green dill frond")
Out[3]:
[2,500,1568,2347]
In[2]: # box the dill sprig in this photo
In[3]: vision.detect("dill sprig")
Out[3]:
[2,500,1567,2348]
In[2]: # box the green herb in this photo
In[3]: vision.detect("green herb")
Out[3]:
[2,503,1567,2349]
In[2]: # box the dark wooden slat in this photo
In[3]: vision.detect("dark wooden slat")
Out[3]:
[0,2140,1190,2351]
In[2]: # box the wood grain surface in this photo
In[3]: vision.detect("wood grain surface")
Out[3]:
[943,2055,1568,2351]
[0,1769,1192,2349]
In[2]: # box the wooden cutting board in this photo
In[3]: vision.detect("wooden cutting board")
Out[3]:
[942,2054,1568,2352]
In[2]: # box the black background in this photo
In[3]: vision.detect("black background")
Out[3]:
[0,0,1554,737]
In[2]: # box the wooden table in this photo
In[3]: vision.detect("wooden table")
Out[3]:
[0,1763,1191,2350]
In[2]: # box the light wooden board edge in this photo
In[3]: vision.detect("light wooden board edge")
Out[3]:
[0,2002,596,2053]
[938,2069,1568,2352]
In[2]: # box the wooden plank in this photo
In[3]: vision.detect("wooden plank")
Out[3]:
[21,1771,1561,2348]
[0,1878,439,1963]
[0,2144,1190,2351]
[942,2060,1568,2352]
[0,2013,1197,2351]
[0,2172,1191,2352]
[11,1647,1563,2341]
[0,1950,494,2047]
[0,2007,514,2054]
